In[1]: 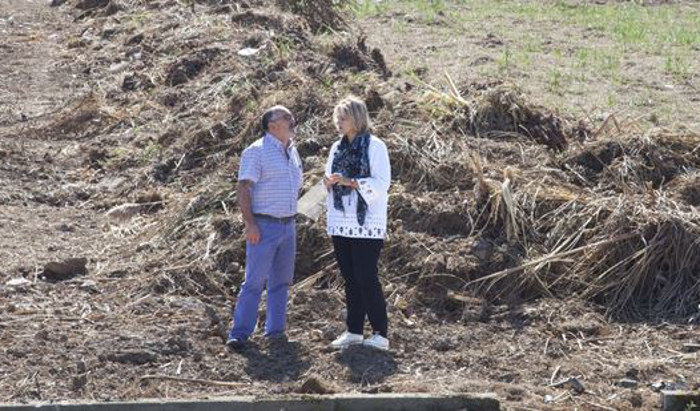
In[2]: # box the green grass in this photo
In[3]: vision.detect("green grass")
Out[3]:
[352,0,700,54]
[138,141,162,166]
[665,53,693,80]
[351,0,699,125]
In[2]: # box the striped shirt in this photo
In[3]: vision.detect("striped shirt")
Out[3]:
[238,133,303,218]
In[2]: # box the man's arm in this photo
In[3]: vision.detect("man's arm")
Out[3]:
[238,179,260,244]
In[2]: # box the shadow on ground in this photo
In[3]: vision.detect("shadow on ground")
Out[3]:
[241,340,311,382]
[335,345,398,385]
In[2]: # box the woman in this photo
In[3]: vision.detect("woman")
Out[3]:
[323,96,391,351]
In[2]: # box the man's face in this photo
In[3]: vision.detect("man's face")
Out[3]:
[268,110,296,140]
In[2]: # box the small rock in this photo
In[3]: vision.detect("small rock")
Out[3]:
[569,378,585,394]
[79,280,99,293]
[616,378,638,389]
[76,360,87,374]
[431,337,457,352]
[625,367,639,380]
[43,258,87,281]
[552,377,585,394]
[108,61,129,73]
[237,47,262,57]
[471,239,494,260]
[361,386,379,394]
[125,33,144,46]
[57,223,73,232]
[136,242,152,252]
[106,203,143,224]
[296,375,337,394]
[6,278,32,288]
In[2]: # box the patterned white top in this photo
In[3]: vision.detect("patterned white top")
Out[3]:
[325,135,391,239]
[238,133,303,218]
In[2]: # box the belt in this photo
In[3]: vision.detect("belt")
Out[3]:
[253,213,295,224]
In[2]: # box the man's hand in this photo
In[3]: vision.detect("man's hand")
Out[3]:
[246,222,261,244]
[323,174,335,191]
[238,179,259,244]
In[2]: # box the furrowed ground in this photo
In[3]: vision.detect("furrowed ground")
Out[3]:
[0,0,698,410]
[358,0,700,127]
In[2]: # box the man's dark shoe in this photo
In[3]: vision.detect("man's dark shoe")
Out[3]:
[225,337,245,352]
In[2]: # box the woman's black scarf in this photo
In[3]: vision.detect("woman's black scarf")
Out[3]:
[331,132,371,226]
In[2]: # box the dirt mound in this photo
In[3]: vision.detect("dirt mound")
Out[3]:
[276,0,348,33]
[564,131,700,191]
[164,49,221,86]
[427,83,588,151]
[3,0,699,408]
[668,171,700,206]
[330,36,391,78]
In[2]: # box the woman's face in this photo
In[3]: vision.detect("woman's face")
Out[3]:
[336,112,356,137]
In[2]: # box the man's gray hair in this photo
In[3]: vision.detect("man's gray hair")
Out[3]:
[261,105,292,131]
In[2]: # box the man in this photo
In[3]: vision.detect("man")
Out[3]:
[226,105,303,351]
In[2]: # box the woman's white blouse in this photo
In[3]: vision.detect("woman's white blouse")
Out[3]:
[325,135,391,239]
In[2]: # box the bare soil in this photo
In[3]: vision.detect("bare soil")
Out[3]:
[1,1,698,410]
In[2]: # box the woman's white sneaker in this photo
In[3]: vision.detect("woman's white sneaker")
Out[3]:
[363,334,389,351]
[330,331,363,349]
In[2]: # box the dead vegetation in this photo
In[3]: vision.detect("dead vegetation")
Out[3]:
[1,0,699,408]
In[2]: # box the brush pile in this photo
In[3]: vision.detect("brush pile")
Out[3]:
[2,0,699,406]
[419,81,700,318]
[31,0,697,319]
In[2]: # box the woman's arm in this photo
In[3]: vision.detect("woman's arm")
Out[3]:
[355,138,390,207]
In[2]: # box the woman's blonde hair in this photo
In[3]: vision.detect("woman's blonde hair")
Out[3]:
[333,96,371,136]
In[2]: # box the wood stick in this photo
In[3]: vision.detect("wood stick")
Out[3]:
[140,375,247,388]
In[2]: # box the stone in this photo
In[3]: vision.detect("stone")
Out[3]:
[43,258,87,281]
[5,278,32,288]
[431,337,457,352]
[295,375,337,395]
[471,239,494,260]
[76,360,87,374]
[616,378,638,389]
[79,280,99,293]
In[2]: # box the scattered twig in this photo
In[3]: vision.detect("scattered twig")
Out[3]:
[140,375,246,388]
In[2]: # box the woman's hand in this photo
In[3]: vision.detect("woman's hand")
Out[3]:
[335,175,358,189]
[325,173,358,189]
